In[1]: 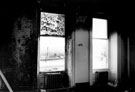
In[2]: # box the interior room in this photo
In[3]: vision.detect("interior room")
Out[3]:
[0,0,134,92]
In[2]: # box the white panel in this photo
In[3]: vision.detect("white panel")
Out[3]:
[92,39,108,69]
[92,18,107,38]
[109,32,118,81]
[75,29,89,83]
[39,36,65,72]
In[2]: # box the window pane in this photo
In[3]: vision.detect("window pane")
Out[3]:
[40,12,65,36]
[92,18,107,38]
[39,36,65,72]
[92,39,108,69]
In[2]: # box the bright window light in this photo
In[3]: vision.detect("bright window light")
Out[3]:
[39,12,65,72]
[92,39,108,69]
[92,18,108,69]
[92,18,107,39]
[39,36,65,72]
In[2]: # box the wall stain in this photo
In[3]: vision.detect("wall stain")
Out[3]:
[9,15,37,89]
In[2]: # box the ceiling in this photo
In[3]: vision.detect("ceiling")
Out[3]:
[0,0,133,16]
[0,0,134,30]
[0,0,134,43]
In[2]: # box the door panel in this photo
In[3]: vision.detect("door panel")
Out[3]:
[75,29,89,83]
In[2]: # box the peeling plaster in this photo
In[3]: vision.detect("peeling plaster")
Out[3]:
[9,16,36,88]
[12,17,33,66]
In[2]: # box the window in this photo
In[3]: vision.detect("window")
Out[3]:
[92,18,108,69]
[39,12,65,72]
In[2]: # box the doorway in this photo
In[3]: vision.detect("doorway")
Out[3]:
[75,29,89,83]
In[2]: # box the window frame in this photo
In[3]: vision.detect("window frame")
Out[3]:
[38,11,66,73]
[92,17,109,70]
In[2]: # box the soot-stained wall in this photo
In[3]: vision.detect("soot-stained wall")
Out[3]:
[0,7,37,90]
[11,16,37,89]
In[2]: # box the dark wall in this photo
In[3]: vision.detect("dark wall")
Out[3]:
[0,2,38,90]
[129,37,135,87]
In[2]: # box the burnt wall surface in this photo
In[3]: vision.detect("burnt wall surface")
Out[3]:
[0,4,37,90]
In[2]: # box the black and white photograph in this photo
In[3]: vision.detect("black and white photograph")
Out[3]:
[0,0,134,92]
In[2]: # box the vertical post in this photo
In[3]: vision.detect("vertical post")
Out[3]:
[0,70,13,92]
[127,37,130,80]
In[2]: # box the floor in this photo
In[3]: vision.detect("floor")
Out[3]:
[40,85,121,92]
[1,83,134,92]
[41,84,135,92]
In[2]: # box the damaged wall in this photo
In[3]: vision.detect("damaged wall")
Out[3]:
[0,7,38,90]
[11,15,37,89]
